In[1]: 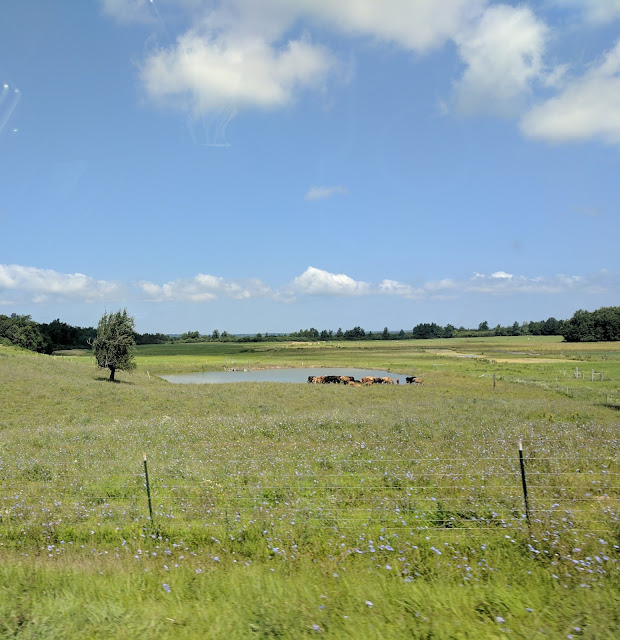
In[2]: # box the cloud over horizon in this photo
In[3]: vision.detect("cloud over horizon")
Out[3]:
[137,274,274,303]
[1,264,614,307]
[0,264,124,304]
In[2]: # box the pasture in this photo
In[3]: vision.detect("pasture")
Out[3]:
[1,338,619,638]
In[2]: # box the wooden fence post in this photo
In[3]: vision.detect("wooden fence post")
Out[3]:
[518,440,531,529]
[143,454,154,526]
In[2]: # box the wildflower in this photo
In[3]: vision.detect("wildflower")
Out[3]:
[366,601,373,607]
[496,617,505,624]
[162,583,171,592]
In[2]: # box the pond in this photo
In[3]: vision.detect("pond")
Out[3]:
[160,367,409,385]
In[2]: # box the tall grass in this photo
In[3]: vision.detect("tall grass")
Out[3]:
[1,341,618,638]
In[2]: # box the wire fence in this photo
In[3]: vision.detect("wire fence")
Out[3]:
[1,444,617,536]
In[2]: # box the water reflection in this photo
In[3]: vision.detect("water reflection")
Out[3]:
[161,367,408,384]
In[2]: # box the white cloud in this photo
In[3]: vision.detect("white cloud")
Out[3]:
[136,0,491,117]
[290,266,370,296]
[287,266,609,301]
[378,279,423,299]
[521,39,620,145]
[453,4,549,115]
[141,29,336,114]
[290,0,486,52]
[0,264,123,303]
[137,273,273,302]
[304,185,347,201]
[465,271,598,295]
[1,264,612,310]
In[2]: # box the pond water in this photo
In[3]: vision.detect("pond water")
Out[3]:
[160,367,409,385]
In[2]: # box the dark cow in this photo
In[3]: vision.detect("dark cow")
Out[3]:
[324,375,343,384]
[406,376,424,385]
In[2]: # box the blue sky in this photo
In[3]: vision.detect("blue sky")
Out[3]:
[1,0,619,334]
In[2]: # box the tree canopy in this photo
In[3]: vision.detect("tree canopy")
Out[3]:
[92,309,136,381]
[561,307,620,342]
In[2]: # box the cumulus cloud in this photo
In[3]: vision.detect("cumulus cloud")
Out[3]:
[141,31,335,114]
[286,266,610,301]
[453,5,549,115]
[1,264,612,309]
[290,266,371,296]
[304,185,347,201]
[105,0,620,149]
[134,0,490,117]
[0,264,123,303]
[521,39,620,145]
[137,273,273,302]
[291,0,486,52]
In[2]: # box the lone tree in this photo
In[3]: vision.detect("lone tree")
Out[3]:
[92,309,136,381]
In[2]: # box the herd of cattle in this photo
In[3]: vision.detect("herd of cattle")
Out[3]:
[307,375,423,386]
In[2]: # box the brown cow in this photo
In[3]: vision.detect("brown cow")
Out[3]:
[313,375,326,384]
[361,376,375,385]
[382,377,394,384]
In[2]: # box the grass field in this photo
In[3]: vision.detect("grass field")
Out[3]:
[1,338,619,638]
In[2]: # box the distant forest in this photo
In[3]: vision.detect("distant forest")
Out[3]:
[1,306,619,354]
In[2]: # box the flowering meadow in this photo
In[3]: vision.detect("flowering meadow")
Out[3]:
[0,339,618,638]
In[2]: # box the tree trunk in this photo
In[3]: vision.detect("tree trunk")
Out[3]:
[109,367,116,382]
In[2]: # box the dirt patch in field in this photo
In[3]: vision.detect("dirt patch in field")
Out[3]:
[427,349,577,364]
[426,349,482,359]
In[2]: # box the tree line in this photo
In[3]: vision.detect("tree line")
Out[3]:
[1,306,619,354]
[0,315,96,353]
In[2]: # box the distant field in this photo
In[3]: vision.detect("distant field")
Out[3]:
[1,339,619,638]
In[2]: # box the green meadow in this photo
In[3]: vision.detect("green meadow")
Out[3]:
[1,338,619,638]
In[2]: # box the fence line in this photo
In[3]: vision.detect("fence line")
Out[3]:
[2,442,618,541]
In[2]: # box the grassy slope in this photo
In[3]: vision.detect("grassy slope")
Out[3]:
[1,341,619,638]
